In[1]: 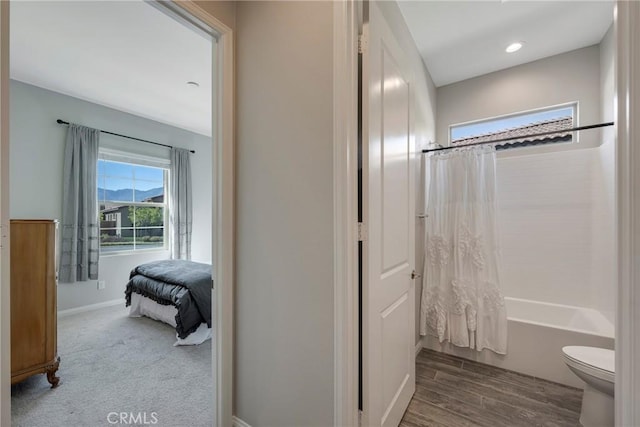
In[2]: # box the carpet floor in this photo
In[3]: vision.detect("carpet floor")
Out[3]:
[11,304,213,427]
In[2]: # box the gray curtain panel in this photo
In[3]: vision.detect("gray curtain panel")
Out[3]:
[170,147,193,260]
[59,124,100,283]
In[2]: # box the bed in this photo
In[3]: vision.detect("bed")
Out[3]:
[125,260,212,346]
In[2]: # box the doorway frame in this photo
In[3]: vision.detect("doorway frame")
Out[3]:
[333,0,360,425]
[172,3,234,427]
[0,1,9,425]
[615,1,640,426]
[0,2,235,426]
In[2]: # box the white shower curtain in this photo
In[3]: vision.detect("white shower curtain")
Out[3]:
[420,146,507,354]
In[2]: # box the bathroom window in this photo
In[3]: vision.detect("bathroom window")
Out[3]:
[450,103,577,150]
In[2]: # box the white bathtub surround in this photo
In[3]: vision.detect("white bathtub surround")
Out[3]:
[562,346,614,427]
[421,146,507,354]
[434,45,616,318]
[422,297,614,388]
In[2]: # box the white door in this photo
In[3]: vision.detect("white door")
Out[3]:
[362,2,416,426]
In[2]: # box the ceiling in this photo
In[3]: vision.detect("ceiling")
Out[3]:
[10,1,614,128]
[398,1,614,87]
[10,0,212,136]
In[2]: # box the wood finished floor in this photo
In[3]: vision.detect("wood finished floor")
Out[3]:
[401,349,583,427]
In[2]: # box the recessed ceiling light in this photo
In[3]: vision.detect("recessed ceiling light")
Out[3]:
[186,81,200,88]
[505,42,524,53]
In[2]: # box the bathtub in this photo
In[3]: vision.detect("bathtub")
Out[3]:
[421,297,615,388]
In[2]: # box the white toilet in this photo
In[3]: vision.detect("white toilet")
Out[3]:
[562,346,615,427]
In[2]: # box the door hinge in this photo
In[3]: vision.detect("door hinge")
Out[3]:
[211,279,215,289]
[357,222,367,242]
[358,33,367,55]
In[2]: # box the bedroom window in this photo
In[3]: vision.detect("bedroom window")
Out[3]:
[97,156,169,254]
[450,103,577,150]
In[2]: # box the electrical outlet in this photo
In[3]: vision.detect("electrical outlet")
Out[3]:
[97,280,106,290]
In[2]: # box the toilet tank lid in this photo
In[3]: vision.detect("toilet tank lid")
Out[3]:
[563,346,615,373]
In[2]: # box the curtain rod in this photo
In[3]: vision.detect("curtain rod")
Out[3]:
[422,121,614,154]
[56,119,195,154]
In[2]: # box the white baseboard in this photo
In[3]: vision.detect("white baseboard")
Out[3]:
[232,416,251,427]
[415,338,423,357]
[58,298,124,318]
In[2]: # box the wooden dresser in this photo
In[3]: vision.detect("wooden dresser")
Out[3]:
[10,219,60,388]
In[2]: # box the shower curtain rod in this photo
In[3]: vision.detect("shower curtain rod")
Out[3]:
[56,119,195,154]
[421,121,614,154]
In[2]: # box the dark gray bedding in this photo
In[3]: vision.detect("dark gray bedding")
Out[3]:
[125,260,212,338]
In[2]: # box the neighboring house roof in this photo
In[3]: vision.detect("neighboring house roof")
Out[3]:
[101,205,127,214]
[452,116,573,149]
[99,194,164,212]
[142,194,164,203]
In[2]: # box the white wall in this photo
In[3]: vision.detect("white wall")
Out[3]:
[234,2,334,425]
[232,2,437,423]
[596,25,616,315]
[10,80,212,311]
[194,1,235,31]
[435,45,616,315]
